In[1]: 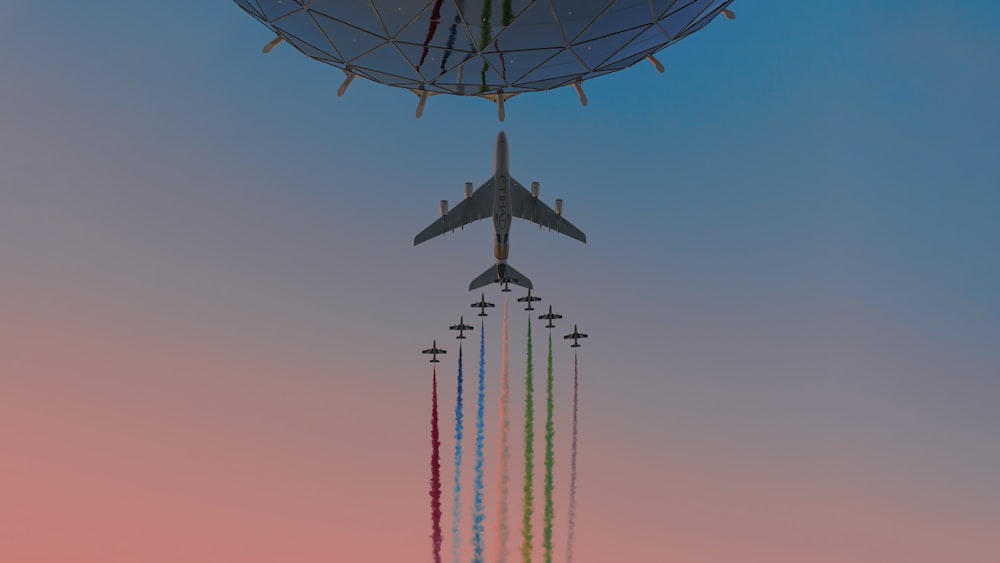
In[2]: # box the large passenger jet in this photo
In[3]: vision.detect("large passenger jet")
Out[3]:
[414,131,587,291]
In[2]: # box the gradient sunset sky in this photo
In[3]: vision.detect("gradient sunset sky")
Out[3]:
[2,2,998,562]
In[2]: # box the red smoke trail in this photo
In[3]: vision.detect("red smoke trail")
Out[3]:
[496,295,511,562]
[430,367,443,563]
[417,0,445,70]
[542,333,555,563]
[566,351,579,563]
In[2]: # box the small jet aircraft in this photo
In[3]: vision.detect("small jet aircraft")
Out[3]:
[449,316,475,339]
[422,340,447,363]
[538,305,562,328]
[564,325,588,348]
[516,289,542,311]
[472,293,495,317]
[414,130,587,291]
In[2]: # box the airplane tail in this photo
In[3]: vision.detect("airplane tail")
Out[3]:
[469,263,533,291]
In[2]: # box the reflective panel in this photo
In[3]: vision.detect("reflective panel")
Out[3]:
[235,0,735,97]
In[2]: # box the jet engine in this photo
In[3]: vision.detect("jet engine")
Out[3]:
[531,181,540,198]
[440,200,449,216]
[464,182,473,199]
[554,198,563,216]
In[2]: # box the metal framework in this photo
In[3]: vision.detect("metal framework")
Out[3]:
[234,0,735,116]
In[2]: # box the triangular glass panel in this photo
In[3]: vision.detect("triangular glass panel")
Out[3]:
[653,0,684,19]
[571,26,647,70]
[468,58,509,92]
[487,2,563,51]
[394,1,477,51]
[517,49,587,83]
[256,0,305,22]
[352,65,424,87]
[482,47,563,85]
[313,13,387,62]
[464,0,534,51]
[376,1,434,39]
[660,0,714,39]
[517,73,581,91]
[351,43,423,82]
[306,0,388,38]
[429,60,465,85]
[598,24,666,69]
[576,1,655,43]
[598,45,656,72]
[677,2,727,39]
[272,10,336,58]
[394,43,470,80]
[234,0,266,22]
[550,0,613,43]
[280,27,341,64]
[435,58,507,93]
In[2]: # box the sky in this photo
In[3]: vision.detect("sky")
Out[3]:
[1,2,999,562]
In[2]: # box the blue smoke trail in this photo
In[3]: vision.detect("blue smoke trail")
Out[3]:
[472,322,487,562]
[451,345,465,562]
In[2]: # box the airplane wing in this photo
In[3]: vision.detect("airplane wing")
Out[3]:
[509,178,587,243]
[414,178,494,245]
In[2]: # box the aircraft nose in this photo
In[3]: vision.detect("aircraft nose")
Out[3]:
[497,130,507,144]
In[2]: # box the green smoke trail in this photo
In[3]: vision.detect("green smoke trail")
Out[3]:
[566,351,579,563]
[520,318,535,562]
[478,0,492,91]
[543,332,555,563]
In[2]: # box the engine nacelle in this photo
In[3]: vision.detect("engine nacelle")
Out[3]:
[531,181,540,198]
[464,182,473,199]
[554,199,563,215]
[440,200,449,217]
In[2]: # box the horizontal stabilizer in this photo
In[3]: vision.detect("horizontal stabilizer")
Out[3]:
[469,263,533,291]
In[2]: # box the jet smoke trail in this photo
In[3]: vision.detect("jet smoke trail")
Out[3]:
[472,323,486,563]
[431,368,443,563]
[497,296,511,563]
[417,0,445,70]
[566,351,579,563]
[520,318,535,563]
[543,333,555,563]
[451,345,465,563]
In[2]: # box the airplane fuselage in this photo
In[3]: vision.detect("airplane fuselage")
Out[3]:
[492,131,512,277]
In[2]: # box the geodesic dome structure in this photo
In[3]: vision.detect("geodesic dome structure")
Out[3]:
[234,0,734,110]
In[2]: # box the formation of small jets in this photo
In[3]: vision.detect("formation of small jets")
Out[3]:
[424,290,586,361]
[422,340,447,363]
[538,305,562,328]
[517,288,542,311]
[449,316,474,339]
[472,293,495,317]
[414,131,587,292]
[564,325,588,348]
[417,131,588,363]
